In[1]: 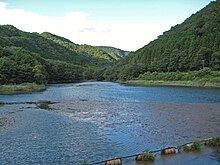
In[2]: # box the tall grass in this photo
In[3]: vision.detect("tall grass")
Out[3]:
[0,83,46,95]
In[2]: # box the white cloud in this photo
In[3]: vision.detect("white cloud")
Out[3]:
[0,2,172,51]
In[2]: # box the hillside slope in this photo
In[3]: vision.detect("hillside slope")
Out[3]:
[103,0,220,81]
[41,32,120,62]
[0,25,126,84]
[97,46,129,60]
[0,25,106,84]
[0,25,113,66]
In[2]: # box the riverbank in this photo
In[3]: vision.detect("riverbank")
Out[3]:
[126,80,220,88]
[125,69,220,88]
[0,83,46,95]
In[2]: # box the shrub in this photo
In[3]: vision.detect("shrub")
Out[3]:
[183,144,191,151]
[206,137,220,146]
[191,140,201,151]
[183,140,201,151]
[140,152,155,161]
[195,68,211,78]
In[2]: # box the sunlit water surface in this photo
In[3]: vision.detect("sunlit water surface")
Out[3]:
[0,82,220,164]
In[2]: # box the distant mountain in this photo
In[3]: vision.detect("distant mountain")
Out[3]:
[0,25,126,84]
[97,46,129,60]
[0,25,114,66]
[0,25,131,85]
[104,0,220,81]
[41,32,119,62]
[1,1,219,85]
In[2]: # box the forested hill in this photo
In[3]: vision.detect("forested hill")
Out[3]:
[0,25,128,84]
[104,0,220,81]
[0,25,125,65]
[41,32,128,62]
[0,25,131,85]
[97,46,130,60]
[0,25,100,66]
[1,1,220,86]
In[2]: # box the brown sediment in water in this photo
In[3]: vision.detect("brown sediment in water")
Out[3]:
[50,100,220,143]
[1,98,219,164]
[0,117,14,128]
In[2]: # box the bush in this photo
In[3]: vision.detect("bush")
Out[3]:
[183,140,201,151]
[140,152,155,161]
[195,67,211,78]
[210,77,220,83]
[191,140,201,151]
[183,145,191,151]
[206,137,220,146]
[139,69,220,83]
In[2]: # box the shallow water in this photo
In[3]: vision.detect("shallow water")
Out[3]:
[0,82,220,164]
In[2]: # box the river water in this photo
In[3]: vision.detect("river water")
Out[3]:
[0,82,220,164]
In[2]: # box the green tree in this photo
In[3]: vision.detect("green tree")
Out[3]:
[193,47,212,69]
[211,51,220,70]
[32,65,47,84]
[0,57,18,84]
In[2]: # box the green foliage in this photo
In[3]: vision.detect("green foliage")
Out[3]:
[183,140,201,151]
[0,25,117,66]
[0,83,46,95]
[98,46,129,60]
[137,68,220,83]
[0,46,85,84]
[139,152,155,161]
[0,56,17,84]
[191,140,201,151]
[205,137,220,146]
[183,145,191,151]
[0,25,130,85]
[104,1,220,80]
[211,51,220,70]
[41,32,128,63]
[32,65,47,84]
[1,0,219,84]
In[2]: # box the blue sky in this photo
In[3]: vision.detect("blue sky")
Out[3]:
[0,0,215,50]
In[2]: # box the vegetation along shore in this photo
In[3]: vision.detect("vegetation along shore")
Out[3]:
[0,1,220,93]
[0,83,46,95]
[125,68,220,88]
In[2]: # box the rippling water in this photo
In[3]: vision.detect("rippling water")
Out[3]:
[0,82,220,164]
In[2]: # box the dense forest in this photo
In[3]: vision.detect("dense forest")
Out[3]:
[0,1,220,86]
[41,32,120,62]
[97,46,130,60]
[102,0,220,81]
[0,25,128,84]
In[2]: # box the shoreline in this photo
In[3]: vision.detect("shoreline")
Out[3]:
[124,80,220,88]
[1,79,220,95]
[0,83,46,95]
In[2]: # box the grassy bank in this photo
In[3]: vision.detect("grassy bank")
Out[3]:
[126,69,220,88]
[0,83,46,95]
[126,80,220,88]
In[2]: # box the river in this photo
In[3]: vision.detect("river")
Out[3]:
[0,82,220,164]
